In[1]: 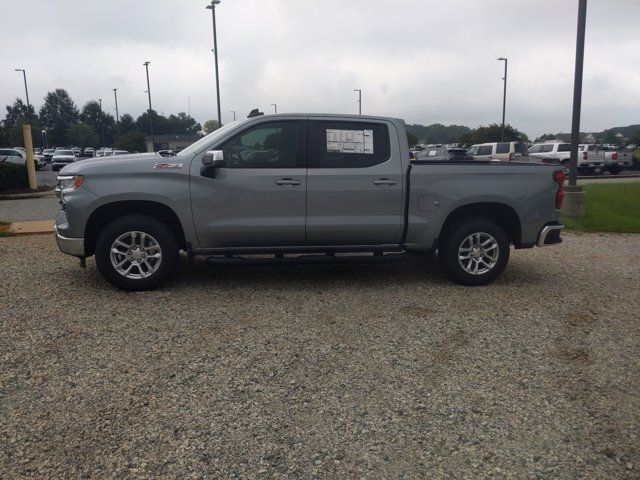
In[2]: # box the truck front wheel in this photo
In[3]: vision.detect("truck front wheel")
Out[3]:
[95,214,179,291]
[438,217,510,286]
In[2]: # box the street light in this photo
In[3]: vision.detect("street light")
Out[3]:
[143,61,154,151]
[354,89,362,115]
[271,103,277,114]
[14,68,31,111]
[497,57,508,141]
[206,0,222,126]
[98,98,105,147]
[113,88,120,136]
[230,110,236,121]
[41,129,47,149]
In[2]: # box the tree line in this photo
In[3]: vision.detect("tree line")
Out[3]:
[405,122,529,146]
[0,89,222,152]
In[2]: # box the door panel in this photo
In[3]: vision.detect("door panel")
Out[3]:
[306,120,404,245]
[190,120,307,248]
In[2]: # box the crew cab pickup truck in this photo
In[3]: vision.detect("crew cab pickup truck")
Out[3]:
[54,113,565,290]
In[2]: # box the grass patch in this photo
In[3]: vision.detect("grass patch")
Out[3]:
[562,183,640,233]
[0,222,11,237]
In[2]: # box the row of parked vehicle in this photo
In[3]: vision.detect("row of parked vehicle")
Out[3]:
[411,141,634,175]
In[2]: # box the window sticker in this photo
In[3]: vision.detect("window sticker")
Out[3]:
[326,129,374,154]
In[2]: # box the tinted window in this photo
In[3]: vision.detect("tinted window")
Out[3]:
[540,144,554,153]
[514,143,528,155]
[219,121,300,168]
[315,121,389,168]
[557,144,571,152]
[529,145,541,153]
[477,145,493,155]
[467,146,479,156]
[496,143,509,154]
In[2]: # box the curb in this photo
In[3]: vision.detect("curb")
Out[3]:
[7,220,54,236]
[0,187,56,200]
[576,174,640,180]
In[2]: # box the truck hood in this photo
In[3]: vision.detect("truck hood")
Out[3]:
[59,152,185,175]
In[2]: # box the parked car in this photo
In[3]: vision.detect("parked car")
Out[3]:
[414,147,474,161]
[602,146,632,174]
[33,152,46,170]
[54,113,565,291]
[52,149,77,171]
[84,147,95,157]
[71,147,81,157]
[42,149,55,162]
[0,148,43,170]
[529,142,571,171]
[577,144,606,174]
[467,142,529,161]
[109,150,130,156]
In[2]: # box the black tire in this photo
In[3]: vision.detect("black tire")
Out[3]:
[438,217,510,286]
[94,214,179,291]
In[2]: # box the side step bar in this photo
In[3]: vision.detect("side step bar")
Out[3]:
[205,252,411,267]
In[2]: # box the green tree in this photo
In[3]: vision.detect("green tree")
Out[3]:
[80,101,116,146]
[407,131,418,146]
[167,112,201,135]
[534,133,556,143]
[114,130,146,152]
[135,110,172,135]
[39,89,79,146]
[460,123,529,145]
[4,98,37,127]
[67,123,100,148]
[203,119,222,134]
[2,98,44,148]
[118,113,136,134]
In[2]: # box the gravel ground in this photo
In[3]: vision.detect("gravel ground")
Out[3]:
[1,233,639,478]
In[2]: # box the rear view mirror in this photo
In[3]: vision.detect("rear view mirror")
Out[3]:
[201,150,225,178]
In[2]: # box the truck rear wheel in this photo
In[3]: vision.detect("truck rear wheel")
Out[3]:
[438,217,510,286]
[95,214,178,291]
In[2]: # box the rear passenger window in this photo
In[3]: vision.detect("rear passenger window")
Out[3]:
[539,145,554,153]
[477,145,493,155]
[315,121,390,168]
[496,143,509,154]
[557,144,571,152]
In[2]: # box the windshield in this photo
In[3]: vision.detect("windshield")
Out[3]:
[177,121,244,156]
[56,150,74,156]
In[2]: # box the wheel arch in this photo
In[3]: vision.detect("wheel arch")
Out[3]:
[439,202,522,248]
[84,200,186,257]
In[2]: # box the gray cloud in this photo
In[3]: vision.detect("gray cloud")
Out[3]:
[1,0,638,138]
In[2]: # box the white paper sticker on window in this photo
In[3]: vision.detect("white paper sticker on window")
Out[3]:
[326,129,374,154]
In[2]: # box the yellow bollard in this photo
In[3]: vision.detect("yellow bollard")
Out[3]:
[22,124,38,190]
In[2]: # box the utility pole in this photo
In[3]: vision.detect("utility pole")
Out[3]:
[14,69,31,111]
[271,103,278,114]
[113,88,120,136]
[230,110,236,121]
[497,57,508,141]
[206,0,222,126]
[98,98,105,147]
[563,0,588,218]
[143,61,154,151]
[354,89,362,115]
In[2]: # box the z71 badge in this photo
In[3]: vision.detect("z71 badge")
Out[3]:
[154,162,184,169]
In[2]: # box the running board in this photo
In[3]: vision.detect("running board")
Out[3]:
[205,252,411,267]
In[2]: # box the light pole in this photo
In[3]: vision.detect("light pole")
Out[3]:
[271,103,277,114]
[354,89,362,115]
[98,98,105,147]
[206,0,222,126]
[230,110,236,121]
[143,61,154,151]
[41,130,48,149]
[497,57,508,141]
[14,69,31,111]
[569,0,587,189]
[113,88,120,136]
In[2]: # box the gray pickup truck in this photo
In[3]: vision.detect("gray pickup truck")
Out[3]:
[55,113,565,290]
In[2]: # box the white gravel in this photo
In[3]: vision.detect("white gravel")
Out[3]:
[1,232,639,478]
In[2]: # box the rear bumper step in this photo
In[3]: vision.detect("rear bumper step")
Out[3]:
[537,224,564,247]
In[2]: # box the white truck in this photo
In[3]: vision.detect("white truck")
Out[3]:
[578,144,632,175]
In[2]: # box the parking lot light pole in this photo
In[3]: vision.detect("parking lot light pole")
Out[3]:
[206,0,222,126]
[113,88,120,135]
[563,0,588,218]
[143,61,154,151]
[271,103,277,114]
[14,69,30,111]
[41,129,47,149]
[98,98,105,147]
[354,89,362,115]
[497,57,508,141]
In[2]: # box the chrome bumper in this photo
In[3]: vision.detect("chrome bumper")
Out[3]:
[537,224,564,248]
[54,225,85,257]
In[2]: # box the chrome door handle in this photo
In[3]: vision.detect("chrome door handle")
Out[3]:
[275,178,301,186]
[373,178,398,186]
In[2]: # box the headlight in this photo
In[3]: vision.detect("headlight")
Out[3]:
[56,175,84,198]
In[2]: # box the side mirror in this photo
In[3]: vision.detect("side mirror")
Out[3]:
[201,150,225,178]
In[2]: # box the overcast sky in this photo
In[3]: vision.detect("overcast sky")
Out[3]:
[1,0,638,138]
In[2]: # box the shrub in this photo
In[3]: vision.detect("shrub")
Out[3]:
[0,163,29,192]
[633,148,640,170]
